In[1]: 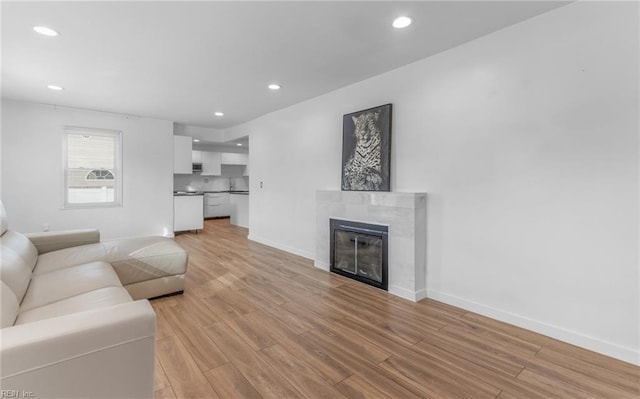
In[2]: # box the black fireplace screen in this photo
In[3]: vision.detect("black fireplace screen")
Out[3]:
[330,219,388,290]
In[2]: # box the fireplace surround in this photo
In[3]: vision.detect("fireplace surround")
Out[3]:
[316,190,427,301]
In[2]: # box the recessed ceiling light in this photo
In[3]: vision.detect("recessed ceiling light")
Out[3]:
[193,139,200,143]
[236,143,243,147]
[392,16,413,29]
[268,84,281,90]
[214,112,224,117]
[47,85,64,91]
[33,26,59,36]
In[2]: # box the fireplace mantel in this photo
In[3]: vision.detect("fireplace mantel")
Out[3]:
[315,190,427,302]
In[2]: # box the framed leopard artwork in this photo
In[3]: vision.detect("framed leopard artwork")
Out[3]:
[341,103,392,192]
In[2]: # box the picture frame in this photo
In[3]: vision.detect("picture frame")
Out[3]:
[341,103,392,191]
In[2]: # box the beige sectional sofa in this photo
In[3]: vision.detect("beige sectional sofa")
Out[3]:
[0,202,188,398]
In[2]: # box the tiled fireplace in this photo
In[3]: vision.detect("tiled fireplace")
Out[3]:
[315,190,427,302]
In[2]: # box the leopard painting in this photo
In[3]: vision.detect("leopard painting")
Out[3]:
[342,110,383,191]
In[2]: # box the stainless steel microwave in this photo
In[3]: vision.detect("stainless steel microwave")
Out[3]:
[192,163,202,172]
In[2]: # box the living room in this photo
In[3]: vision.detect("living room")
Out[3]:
[1,1,638,398]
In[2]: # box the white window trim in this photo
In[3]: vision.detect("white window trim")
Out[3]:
[62,126,123,209]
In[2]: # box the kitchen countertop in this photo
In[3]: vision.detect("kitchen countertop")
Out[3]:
[174,191,204,196]
[174,190,249,196]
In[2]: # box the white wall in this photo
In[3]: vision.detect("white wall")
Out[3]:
[193,143,247,154]
[174,123,225,142]
[227,2,639,364]
[1,100,174,239]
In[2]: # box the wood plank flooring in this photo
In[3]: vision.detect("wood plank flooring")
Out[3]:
[153,219,639,399]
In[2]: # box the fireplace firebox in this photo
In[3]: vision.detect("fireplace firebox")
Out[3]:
[330,218,388,290]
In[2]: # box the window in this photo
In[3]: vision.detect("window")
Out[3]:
[85,169,114,181]
[63,127,122,207]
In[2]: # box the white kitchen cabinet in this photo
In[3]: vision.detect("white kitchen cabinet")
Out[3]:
[204,193,230,218]
[174,195,204,232]
[192,150,202,164]
[201,151,221,176]
[173,136,193,174]
[230,193,249,228]
[221,152,248,165]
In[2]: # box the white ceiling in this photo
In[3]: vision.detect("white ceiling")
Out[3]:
[2,1,569,130]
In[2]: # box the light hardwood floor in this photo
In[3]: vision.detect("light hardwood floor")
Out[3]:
[152,219,639,399]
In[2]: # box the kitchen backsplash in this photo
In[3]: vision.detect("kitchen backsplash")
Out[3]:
[174,165,249,192]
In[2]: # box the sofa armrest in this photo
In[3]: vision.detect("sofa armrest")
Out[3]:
[0,300,156,399]
[24,229,101,254]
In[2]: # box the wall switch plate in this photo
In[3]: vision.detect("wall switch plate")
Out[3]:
[43,223,50,232]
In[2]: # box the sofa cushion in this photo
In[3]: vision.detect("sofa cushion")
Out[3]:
[15,287,133,325]
[33,242,108,275]
[33,236,187,285]
[1,281,19,328]
[0,201,8,236]
[1,245,35,302]
[1,230,38,271]
[26,229,100,255]
[0,230,40,304]
[20,262,122,312]
[103,237,188,285]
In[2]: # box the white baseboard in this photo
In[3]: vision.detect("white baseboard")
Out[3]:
[427,289,640,366]
[389,285,427,302]
[314,260,330,271]
[248,234,314,260]
[414,288,428,302]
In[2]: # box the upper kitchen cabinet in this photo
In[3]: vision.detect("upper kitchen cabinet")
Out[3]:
[192,150,202,164]
[173,135,193,174]
[202,151,222,176]
[221,153,248,165]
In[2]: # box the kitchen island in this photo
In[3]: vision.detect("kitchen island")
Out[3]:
[174,192,204,232]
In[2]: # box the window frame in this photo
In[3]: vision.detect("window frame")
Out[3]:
[62,126,123,209]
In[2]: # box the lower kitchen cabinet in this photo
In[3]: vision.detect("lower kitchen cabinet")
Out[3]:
[174,195,204,232]
[230,193,249,228]
[204,193,230,218]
